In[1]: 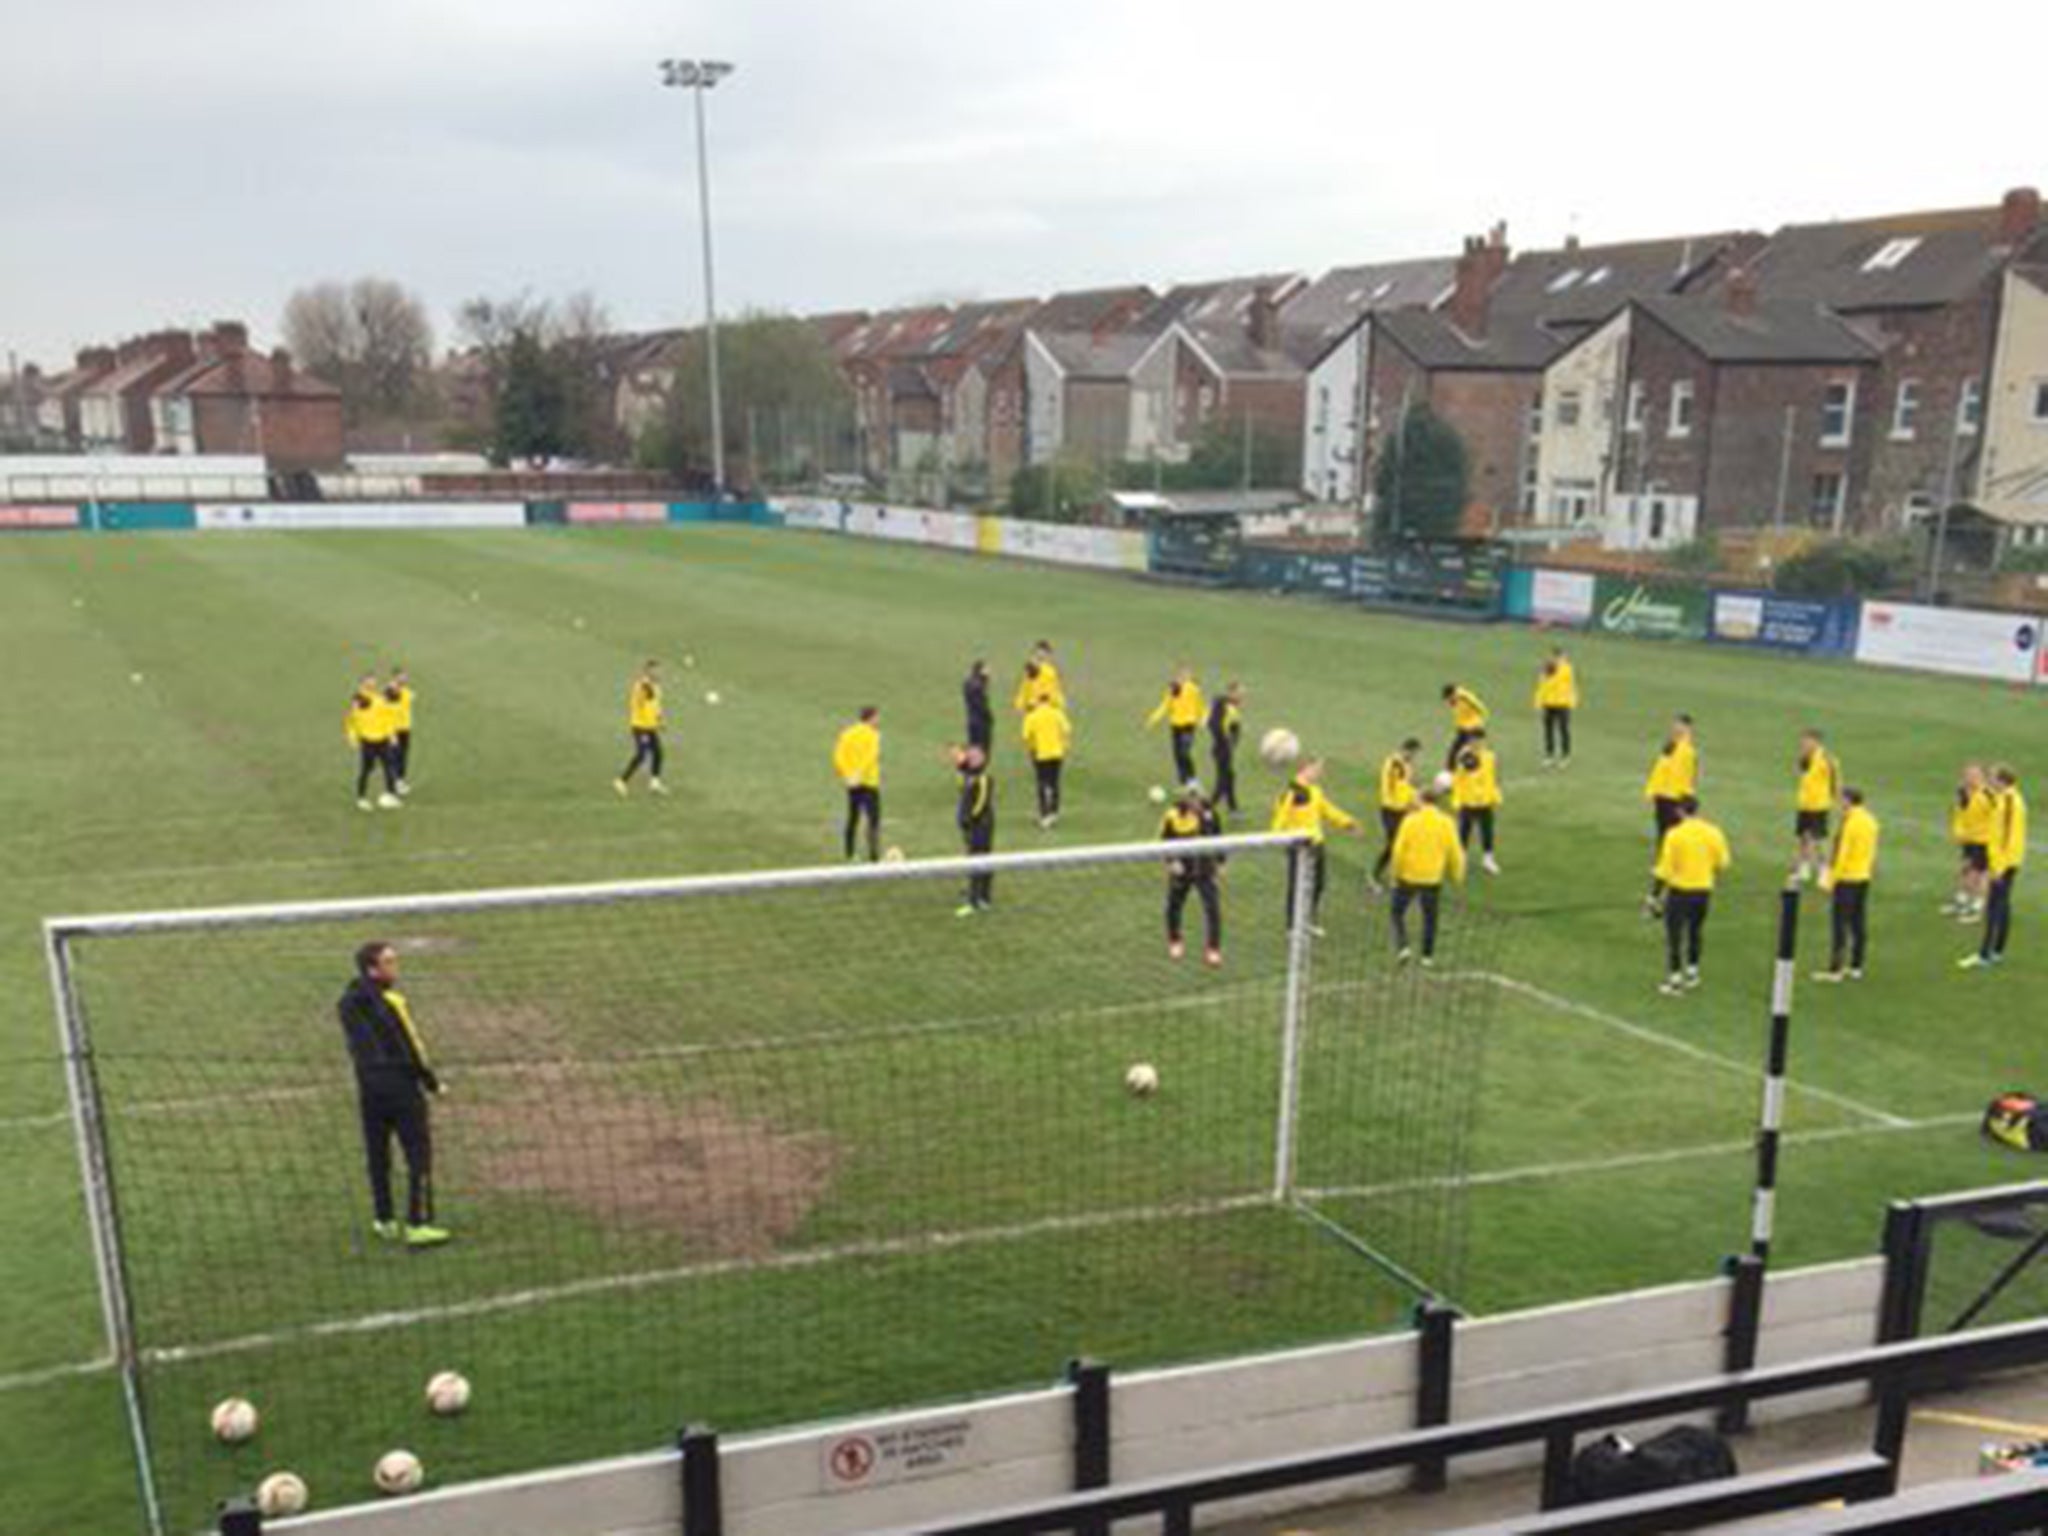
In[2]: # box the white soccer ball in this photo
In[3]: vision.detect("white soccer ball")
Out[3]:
[1259,728,1301,770]
[682,653,696,668]
[1124,1062,1160,1097]
[256,1472,308,1518]
[374,1450,423,1496]
[425,1370,471,1417]
[1432,770,1455,794]
[1147,785,1167,804]
[210,1397,259,1445]
[129,672,145,685]
[881,845,907,864]
[704,690,721,705]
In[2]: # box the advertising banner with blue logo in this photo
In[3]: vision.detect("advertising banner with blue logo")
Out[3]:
[1710,591,1859,657]
[1235,548,1355,597]
[1855,601,2043,683]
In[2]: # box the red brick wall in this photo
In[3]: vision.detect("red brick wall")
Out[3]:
[193,394,344,470]
[1847,288,1998,528]
[1430,371,1540,532]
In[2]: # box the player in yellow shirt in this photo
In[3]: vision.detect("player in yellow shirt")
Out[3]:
[1208,681,1245,814]
[1793,729,1841,884]
[1013,641,1066,714]
[615,659,668,797]
[1370,737,1422,891]
[1440,682,1489,769]
[1451,728,1503,876]
[832,707,883,862]
[1021,695,1073,829]
[1533,647,1578,768]
[1161,785,1225,966]
[1269,757,1359,936]
[1643,714,1699,916]
[1946,763,1997,920]
[1962,766,2027,970]
[385,667,417,795]
[1389,785,1465,965]
[1653,795,1731,996]
[1814,788,1879,982]
[345,673,403,811]
[1146,667,1208,787]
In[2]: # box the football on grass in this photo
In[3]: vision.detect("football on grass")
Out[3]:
[1124,1062,1160,1097]
[210,1397,258,1444]
[256,1472,308,1517]
[425,1371,471,1417]
[1258,728,1300,769]
[374,1450,423,1496]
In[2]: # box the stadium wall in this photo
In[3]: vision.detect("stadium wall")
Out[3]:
[263,1259,1881,1536]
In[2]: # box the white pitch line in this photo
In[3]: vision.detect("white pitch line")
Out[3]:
[0,1354,114,1393]
[1474,971,1911,1128]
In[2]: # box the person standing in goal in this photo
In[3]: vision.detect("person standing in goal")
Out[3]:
[1533,646,1577,768]
[1208,680,1245,815]
[345,674,402,811]
[615,659,668,796]
[1389,784,1465,966]
[833,706,883,861]
[1815,787,1879,982]
[337,942,450,1248]
[1162,783,1225,966]
[1021,690,1072,829]
[1146,666,1207,787]
[954,744,996,916]
[386,666,417,795]
[1654,795,1731,996]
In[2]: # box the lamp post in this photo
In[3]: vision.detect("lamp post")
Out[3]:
[659,57,735,496]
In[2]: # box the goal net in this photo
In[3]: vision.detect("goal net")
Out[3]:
[46,832,1500,1531]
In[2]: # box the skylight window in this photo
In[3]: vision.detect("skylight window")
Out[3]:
[1344,288,1366,305]
[1863,237,1923,272]
[1585,266,1611,285]
[1371,280,1395,301]
[1548,269,1583,293]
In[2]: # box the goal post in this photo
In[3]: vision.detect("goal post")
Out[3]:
[45,831,1494,1532]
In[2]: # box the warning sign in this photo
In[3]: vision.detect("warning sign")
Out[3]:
[821,1417,977,1492]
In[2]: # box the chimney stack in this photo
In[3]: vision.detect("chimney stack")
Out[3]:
[270,348,294,391]
[1449,225,1509,338]
[1725,267,1759,318]
[213,320,250,355]
[1249,285,1279,352]
[2000,186,2043,245]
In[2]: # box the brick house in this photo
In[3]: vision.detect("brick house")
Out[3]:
[1978,263,2048,550]
[1537,281,1880,545]
[34,348,116,447]
[985,286,1153,486]
[1732,187,2048,531]
[835,307,954,478]
[77,331,197,452]
[151,324,343,470]
[1021,324,1188,468]
[881,299,1038,492]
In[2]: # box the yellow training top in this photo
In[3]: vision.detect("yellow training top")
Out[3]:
[1014,660,1066,713]
[389,685,415,732]
[832,721,882,789]
[1270,781,1358,845]
[1952,787,1997,846]
[628,678,663,732]
[1447,686,1488,730]
[1452,746,1502,810]
[345,691,397,746]
[1533,661,1579,710]
[1796,748,1840,814]
[1655,817,1732,893]
[1990,787,2029,875]
[1378,753,1417,812]
[1826,805,1880,885]
[1021,701,1073,763]
[1645,736,1698,801]
[1391,805,1466,886]
[1148,681,1208,731]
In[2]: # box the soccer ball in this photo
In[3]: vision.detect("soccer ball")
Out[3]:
[210,1397,259,1445]
[1432,770,1455,794]
[1124,1062,1160,1097]
[425,1370,471,1417]
[881,846,906,864]
[256,1472,308,1518]
[1259,728,1301,770]
[682,653,696,668]
[1147,785,1167,804]
[704,690,721,706]
[374,1450,424,1496]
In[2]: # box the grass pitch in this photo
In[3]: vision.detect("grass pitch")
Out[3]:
[1,525,2042,1533]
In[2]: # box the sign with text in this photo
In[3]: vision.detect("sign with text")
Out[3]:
[1711,592,1859,657]
[1530,568,1597,626]
[0,503,81,530]
[565,501,668,525]
[1592,576,1711,641]
[1856,601,2042,683]
[820,1416,979,1493]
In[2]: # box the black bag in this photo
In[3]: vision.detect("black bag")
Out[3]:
[1567,1424,1738,1505]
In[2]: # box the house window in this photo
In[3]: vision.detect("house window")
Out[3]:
[1548,478,1596,525]
[1556,389,1582,429]
[1526,397,1544,440]
[1314,386,1330,433]
[1862,237,1923,272]
[1819,381,1855,446]
[1625,381,1646,432]
[2033,380,2048,423]
[1668,380,1695,437]
[1960,378,1984,435]
[1810,471,1846,526]
[1891,379,1921,440]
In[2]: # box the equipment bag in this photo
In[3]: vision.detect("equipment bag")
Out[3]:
[1567,1424,1738,1505]
[1983,1093,2048,1153]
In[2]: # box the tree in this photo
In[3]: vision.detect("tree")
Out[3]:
[281,278,434,423]
[1373,402,1469,540]
[1007,456,1102,522]
[455,291,618,464]
[644,312,855,487]
[492,329,569,465]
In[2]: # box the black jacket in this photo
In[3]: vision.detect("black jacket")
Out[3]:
[957,765,995,832]
[963,671,993,737]
[337,976,438,1090]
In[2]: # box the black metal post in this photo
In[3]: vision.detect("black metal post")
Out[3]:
[1414,1302,1458,1492]
[1720,1253,1767,1434]
[1873,1202,1931,1476]
[679,1424,723,1536]
[1540,1427,1577,1511]
[216,1499,261,1536]
[1066,1357,1111,1536]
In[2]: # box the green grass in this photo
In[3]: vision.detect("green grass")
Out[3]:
[1,525,2042,1534]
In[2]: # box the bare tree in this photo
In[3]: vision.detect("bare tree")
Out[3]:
[282,277,435,422]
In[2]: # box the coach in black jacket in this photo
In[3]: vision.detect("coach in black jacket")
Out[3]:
[962,660,993,754]
[337,941,450,1247]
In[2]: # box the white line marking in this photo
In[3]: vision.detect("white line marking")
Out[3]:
[1474,971,1909,1127]
[0,1354,114,1393]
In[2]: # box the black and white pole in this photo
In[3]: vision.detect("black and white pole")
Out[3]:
[1721,883,1801,1432]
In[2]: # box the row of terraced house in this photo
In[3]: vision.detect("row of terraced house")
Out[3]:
[614,185,2048,552]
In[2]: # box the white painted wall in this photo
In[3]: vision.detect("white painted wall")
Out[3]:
[1302,326,1367,504]
[1021,335,1064,467]
[1537,311,1629,532]
[1981,269,2048,531]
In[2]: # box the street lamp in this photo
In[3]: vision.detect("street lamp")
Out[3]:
[658,57,735,496]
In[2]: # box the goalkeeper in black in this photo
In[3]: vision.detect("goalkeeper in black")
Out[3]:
[337,942,451,1248]
[954,744,996,916]
[1163,784,1225,966]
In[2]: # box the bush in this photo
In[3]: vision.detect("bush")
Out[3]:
[1771,537,1917,598]
[1007,459,1102,523]
[1661,535,1722,577]
[2000,543,2048,575]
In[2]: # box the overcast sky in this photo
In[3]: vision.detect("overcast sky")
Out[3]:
[1,0,2039,367]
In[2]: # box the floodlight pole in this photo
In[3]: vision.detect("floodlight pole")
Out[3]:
[660,58,735,498]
